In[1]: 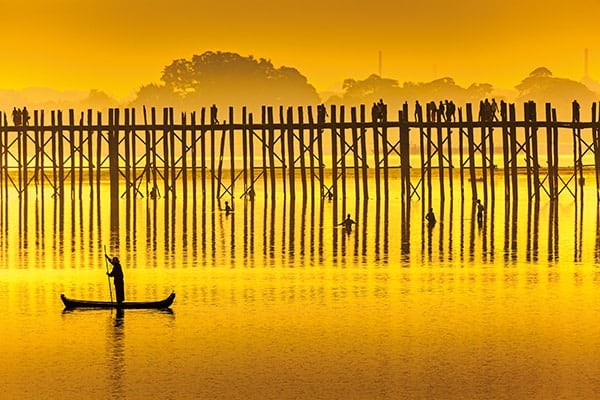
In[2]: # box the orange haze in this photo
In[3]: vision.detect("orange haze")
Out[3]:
[2,0,599,98]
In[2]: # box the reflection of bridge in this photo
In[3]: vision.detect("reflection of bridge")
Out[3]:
[1,182,598,267]
[0,102,599,227]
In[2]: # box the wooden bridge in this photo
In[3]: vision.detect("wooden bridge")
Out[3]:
[0,101,599,229]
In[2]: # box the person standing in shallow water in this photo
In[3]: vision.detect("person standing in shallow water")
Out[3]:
[476,199,485,226]
[339,213,356,233]
[425,208,436,227]
[105,254,125,303]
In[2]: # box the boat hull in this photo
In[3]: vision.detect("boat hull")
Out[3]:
[61,292,175,309]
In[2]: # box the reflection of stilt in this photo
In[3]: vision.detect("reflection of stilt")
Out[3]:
[575,197,583,262]
[447,199,453,262]
[361,199,368,257]
[503,199,510,262]
[401,192,410,259]
[511,200,518,262]
[460,197,465,260]
[468,199,475,262]
[288,198,295,261]
[438,199,445,261]
[383,194,389,261]
[374,197,380,259]
[595,203,600,263]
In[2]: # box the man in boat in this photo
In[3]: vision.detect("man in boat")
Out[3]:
[106,254,125,303]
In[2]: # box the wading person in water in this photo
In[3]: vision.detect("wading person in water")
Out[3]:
[476,199,485,226]
[339,213,356,233]
[105,254,125,303]
[425,208,436,228]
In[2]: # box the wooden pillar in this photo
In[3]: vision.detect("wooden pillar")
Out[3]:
[466,104,477,201]
[331,105,338,203]
[108,108,120,232]
[124,109,131,200]
[458,108,465,198]
[480,118,488,204]
[182,112,188,200]
[191,111,197,200]
[279,106,286,196]
[447,115,454,199]
[210,106,216,207]
[381,105,389,198]
[169,108,176,199]
[298,107,307,200]
[509,104,518,203]
[131,108,137,198]
[242,107,248,197]
[545,103,554,199]
[268,107,276,201]
[339,105,347,202]
[372,106,381,198]
[248,111,255,198]
[261,106,268,200]
[307,106,316,199]
[228,107,235,202]
[530,102,540,200]
[436,115,445,204]
[351,107,360,202]
[287,107,295,199]
[200,108,206,199]
[163,108,170,200]
[552,108,559,199]
[58,111,65,199]
[501,102,510,200]
[360,105,369,200]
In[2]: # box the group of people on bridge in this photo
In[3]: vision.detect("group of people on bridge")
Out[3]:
[12,106,30,126]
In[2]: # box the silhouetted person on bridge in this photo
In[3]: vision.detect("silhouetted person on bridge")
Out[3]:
[438,101,445,121]
[428,101,437,122]
[105,254,125,303]
[573,100,580,123]
[211,104,219,125]
[12,107,21,126]
[414,100,423,122]
[491,99,499,121]
[317,104,328,124]
[22,107,30,126]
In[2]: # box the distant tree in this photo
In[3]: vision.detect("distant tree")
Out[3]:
[80,89,119,110]
[338,74,401,105]
[328,75,495,112]
[134,51,320,111]
[515,67,596,112]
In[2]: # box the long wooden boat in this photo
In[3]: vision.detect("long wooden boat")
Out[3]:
[61,292,175,309]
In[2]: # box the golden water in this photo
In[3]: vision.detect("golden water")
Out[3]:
[1,176,600,399]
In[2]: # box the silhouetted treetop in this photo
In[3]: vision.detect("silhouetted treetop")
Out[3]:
[133,51,319,111]
[329,75,494,109]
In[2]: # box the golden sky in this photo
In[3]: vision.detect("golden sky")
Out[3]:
[2,0,599,98]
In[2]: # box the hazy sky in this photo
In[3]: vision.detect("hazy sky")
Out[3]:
[3,0,599,98]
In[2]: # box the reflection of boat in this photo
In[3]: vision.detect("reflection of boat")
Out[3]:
[61,292,175,309]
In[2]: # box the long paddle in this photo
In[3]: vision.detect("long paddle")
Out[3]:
[104,245,113,303]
